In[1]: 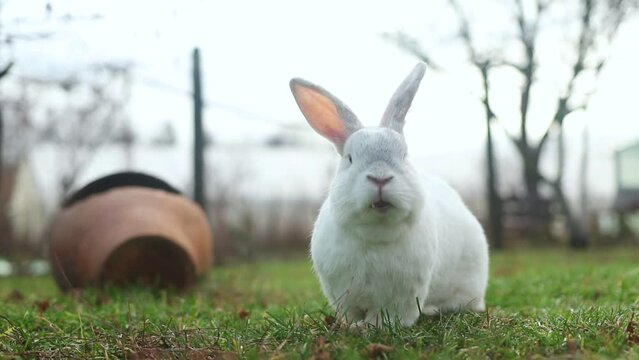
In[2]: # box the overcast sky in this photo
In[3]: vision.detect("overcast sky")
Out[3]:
[1,0,638,201]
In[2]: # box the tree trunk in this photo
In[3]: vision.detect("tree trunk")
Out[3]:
[0,104,3,185]
[0,68,10,189]
[521,148,545,233]
[556,122,588,248]
[485,114,503,249]
[479,63,504,249]
[578,123,589,241]
[553,181,588,248]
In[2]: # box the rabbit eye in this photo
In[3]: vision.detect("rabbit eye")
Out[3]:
[348,154,352,164]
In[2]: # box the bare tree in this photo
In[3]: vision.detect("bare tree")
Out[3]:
[0,0,13,189]
[0,62,11,185]
[37,64,131,199]
[1,79,41,173]
[387,0,638,248]
[0,0,109,199]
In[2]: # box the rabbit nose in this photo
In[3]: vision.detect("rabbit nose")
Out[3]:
[367,175,394,187]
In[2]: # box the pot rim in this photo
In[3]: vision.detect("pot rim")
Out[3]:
[63,171,181,208]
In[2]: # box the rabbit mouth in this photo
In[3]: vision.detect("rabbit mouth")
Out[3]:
[370,200,393,212]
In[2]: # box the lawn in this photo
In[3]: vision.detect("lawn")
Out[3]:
[1,249,639,359]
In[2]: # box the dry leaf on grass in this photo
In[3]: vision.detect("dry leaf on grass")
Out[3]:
[324,315,336,326]
[565,334,580,354]
[626,313,639,345]
[238,308,250,319]
[364,343,393,358]
[34,299,50,313]
[309,337,331,360]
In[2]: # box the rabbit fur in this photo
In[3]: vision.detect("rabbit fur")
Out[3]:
[289,63,489,327]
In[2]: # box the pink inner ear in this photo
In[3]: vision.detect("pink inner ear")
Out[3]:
[292,85,347,146]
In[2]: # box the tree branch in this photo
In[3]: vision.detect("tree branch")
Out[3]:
[448,0,527,154]
[0,62,12,79]
[448,0,479,63]
[535,0,594,158]
[513,0,547,150]
[491,59,526,74]
[381,32,441,70]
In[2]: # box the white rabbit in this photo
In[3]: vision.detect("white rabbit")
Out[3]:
[289,63,489,327]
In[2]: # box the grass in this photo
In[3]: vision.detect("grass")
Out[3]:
[1,248,639,359]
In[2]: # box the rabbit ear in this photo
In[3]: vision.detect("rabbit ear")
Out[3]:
[380,63,426,133]
[290,78,362,153]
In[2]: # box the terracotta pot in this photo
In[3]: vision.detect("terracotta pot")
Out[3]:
[49,172,212,290]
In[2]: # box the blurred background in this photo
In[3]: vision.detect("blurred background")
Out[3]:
[0,0,638,276]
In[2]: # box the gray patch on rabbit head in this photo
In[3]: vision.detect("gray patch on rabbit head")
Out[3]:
[329,127,424,230]
[344,128,407,167]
